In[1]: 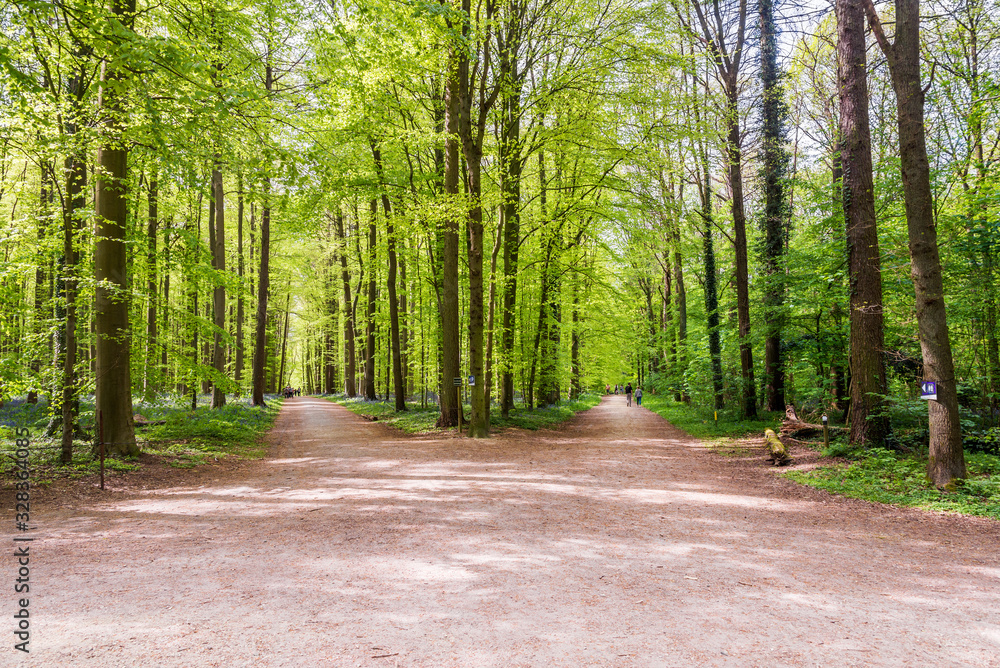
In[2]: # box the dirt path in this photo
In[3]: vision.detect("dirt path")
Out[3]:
[12,396,1000,667]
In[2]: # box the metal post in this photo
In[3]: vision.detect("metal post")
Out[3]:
[98,409,105,491]
[822,414,829,450]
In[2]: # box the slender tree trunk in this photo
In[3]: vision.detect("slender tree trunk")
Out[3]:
[831,150,850,413]
[838,0,891,446]
[698,134,724,409]
[760,0,789,412]
[437,44,461,428]
[571,272,581,399]
[725,91,757,418]
[484,212,504,416]
[235,175,245,391]
[29,163,51,405]
[324,222,338,394]
[251,178,271,406]
[161,221,171,386]
[865,0,965,483]
[144,175,159,400]
[335,214,357,396]
[93,0,137,456]
[499,105,522,418]
[210,162,226,407]
[363,200,378,400]
[399,246,409,395]
[278,289,291,389]
[251,54,273,407]
[372,143,406,410]
[60,125,86,463]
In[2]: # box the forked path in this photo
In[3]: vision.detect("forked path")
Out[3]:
[20,396,1000,667]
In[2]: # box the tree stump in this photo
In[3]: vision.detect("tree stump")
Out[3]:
[763,428,791,466]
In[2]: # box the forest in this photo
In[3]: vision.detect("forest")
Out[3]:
[1,0,998,489]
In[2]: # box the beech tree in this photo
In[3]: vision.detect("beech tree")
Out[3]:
[865,0,965,484]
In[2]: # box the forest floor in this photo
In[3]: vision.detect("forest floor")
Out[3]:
[6,395,1000,667]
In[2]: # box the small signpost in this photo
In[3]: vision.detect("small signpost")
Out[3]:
[468,375,475,386]
[920,381,938,401]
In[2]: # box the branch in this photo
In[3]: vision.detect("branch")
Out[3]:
[863,0,894,62]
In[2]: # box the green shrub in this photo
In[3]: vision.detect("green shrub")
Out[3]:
[785,447,1000,521]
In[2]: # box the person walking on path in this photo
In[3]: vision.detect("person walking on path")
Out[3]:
[625,382,633,407]
[635,387,643,406]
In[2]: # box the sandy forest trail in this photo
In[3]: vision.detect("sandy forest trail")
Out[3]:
[14,396,1000,667]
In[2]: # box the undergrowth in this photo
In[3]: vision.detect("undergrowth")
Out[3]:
[642,395,783,443]
[0,395,282,480]
[785,448,1000,521]
[331,393,601,433]
[142,397,283,467]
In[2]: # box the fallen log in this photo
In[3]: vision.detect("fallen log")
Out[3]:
[780,404,845,439]
[763,428,792,466]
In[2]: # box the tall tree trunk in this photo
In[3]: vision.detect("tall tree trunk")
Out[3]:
[58,56,88,463]
[235,175,245,391]
[144,175,159,400]
[161,221,171,387]
[372,143,406,410]
[865,0,965,483]
[760,0,789,411]
[324,222,338,394]
[335,213,357,396]
[484,212,504,416]
[364,200,378,400]
[698,124,724,409]
[570,271,581,399]
[29,163,51,405]
[251,55,273,407]
[499,93,523,418]
[462,136,488,436]
[838,0,891,446]
[690,0,753,417]
[60,122,86,463]
[725,91,757,418]
[210,163,227,407]
[93,0,137,456]
[671,219,688,402]
[831,150,850,413]
[399,245,409,395]
[251,178,271,406]
[278,289,291,389]
[437,41,461,428]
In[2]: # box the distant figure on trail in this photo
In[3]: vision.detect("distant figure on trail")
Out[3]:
[635,387,643,406]
[625,382,633,407]
[605,384,610,395]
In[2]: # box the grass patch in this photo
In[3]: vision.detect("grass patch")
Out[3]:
[331,398,441,433]
[642,395,782,443]
[143,397,283,464]
[492,394,601,430]
[331,393,601,433]
[785,448,1000,521]
[0,395,283,481]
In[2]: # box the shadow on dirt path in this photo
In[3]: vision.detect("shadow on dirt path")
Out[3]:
[16,395,1000,667]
